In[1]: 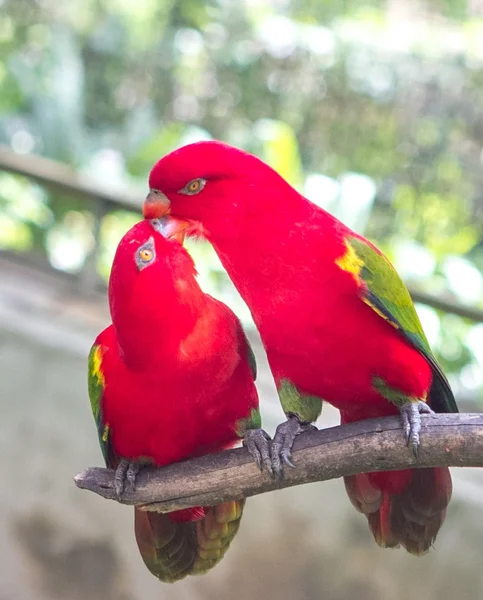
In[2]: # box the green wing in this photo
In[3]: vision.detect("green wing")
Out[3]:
[245,336,257,381]
[88,343,116,467]
[233,321,264,436]
[235,321,257,381]
[345,236,458,414]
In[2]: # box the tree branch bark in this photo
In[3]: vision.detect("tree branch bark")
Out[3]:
[74,414,483,513]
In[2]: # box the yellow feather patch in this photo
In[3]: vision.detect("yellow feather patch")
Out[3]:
[335,239,401,331]
[335,240,364,283]
[214,500,243,523]
[91,346,105,387]
[102,424,110,442]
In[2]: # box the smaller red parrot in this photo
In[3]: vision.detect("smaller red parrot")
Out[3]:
[87,218,269,583]
[141,141,458,555]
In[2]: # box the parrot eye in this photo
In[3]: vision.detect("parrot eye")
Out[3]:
[179,178,206,196]
[135,238,156,269]
[139,248,153,261]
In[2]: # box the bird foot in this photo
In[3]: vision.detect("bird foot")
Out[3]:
[243,428,273,476]
[114,459,141,501]
[271,415,317,480]
[400,401,434,457]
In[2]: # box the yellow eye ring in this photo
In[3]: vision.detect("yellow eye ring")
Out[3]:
[138,247,153,262]
[179,178,206,195]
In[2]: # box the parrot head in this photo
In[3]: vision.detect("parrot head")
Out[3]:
[143,140,290,242]
[109,219,199,328]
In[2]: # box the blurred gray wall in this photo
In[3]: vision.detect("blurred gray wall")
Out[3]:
[1,256,482,600]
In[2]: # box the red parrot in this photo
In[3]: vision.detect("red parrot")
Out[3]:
[87,218,269,582]
[142,141,458,555]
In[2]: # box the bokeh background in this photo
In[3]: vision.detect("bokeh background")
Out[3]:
[1,0,483,599]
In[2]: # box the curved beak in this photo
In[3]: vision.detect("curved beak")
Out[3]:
[151,216,191,245]
[143,189,171,219]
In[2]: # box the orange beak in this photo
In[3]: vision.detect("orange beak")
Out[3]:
[151,215,191,245]
[143,189,171,219]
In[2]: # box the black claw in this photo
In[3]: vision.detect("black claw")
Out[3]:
[399,401,434,457]
[243,428,273,476]
[271,416,316,480]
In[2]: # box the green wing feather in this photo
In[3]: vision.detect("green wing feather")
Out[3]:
[346,236,458,414]
[135,500,245,583]
[245,336,257,381]
[235,320,257,381]
[87,343,115,467]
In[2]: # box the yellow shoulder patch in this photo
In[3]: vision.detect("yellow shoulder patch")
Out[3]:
[335,240,400,328]
[335,240,364,283]
[90,345,105,388]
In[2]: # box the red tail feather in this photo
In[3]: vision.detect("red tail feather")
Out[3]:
[344,467,452,555]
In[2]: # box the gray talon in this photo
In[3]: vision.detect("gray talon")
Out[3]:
[114,459,128,500]
[271,416,316,480]
[126,462,141,491]
[400,401,434,457]
[281,450,296,469]
[244,428,273,476]
[114,459,141,501]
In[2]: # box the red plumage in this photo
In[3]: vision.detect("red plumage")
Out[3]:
[144,141,456,554]
[89,219,259,580]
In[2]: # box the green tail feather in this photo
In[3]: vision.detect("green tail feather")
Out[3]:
[134,500,245,583]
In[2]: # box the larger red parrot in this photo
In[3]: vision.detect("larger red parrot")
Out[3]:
[142,141,457,555]
[88,218,268,582]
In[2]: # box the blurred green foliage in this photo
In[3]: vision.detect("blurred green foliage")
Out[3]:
[1,0,482,400]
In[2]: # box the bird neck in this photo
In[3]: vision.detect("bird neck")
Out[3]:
[112,277,206,370]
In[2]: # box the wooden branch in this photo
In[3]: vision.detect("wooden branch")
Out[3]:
[409,288,483,323]
[74,414,483,512]
[0,144,141,210]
